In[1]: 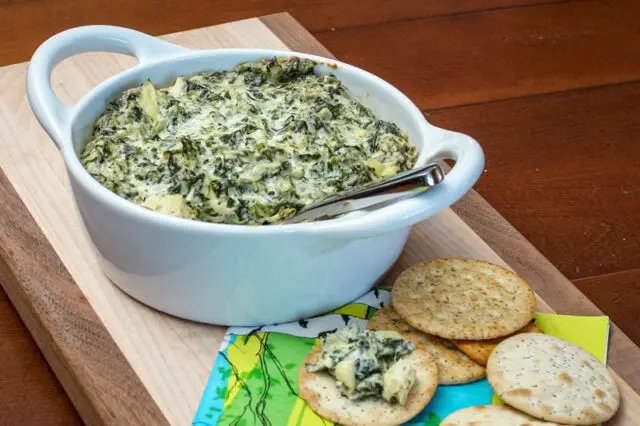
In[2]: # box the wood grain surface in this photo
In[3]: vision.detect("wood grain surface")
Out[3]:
[0,0,638,423]
[0,168,168,425]
[0,289,80,426]
[0,0,564,66]
[316,0,640,109]
[428,82,640,282]
[576,269,640,345]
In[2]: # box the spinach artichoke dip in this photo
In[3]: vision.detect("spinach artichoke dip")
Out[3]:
[306,324,417,405]
[81,57,417,225]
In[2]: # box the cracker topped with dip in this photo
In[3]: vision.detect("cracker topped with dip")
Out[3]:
[299,324,438,426]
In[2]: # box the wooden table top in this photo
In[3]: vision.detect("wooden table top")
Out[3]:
[1,0,638,423]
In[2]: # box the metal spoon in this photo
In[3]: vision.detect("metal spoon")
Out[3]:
[283,162,445,224]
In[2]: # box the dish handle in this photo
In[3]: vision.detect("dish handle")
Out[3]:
[316,128,485,239]
[26,25,189,148]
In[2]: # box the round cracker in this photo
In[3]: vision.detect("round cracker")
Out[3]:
[368,305,485,384]
[392,258,536,340]
[441,405,561,425]
[452,322,542,366]
[298,345,438,426]
[487,333,620,425]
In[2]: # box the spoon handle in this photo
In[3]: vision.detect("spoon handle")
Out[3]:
[283,162,445,224]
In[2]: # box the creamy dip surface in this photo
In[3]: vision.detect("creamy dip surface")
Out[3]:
[81,57,417,225]
[306,324,417,405]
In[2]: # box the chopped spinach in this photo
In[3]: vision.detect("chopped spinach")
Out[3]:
[80,57,417,225]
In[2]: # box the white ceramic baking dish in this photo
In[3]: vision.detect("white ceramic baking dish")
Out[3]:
[27,25,484,326]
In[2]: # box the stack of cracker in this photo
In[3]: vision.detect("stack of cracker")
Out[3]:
[386,258,538,383]
[299,258,620,426]
[387,258,620,426]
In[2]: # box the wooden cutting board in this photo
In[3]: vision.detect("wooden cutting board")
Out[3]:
[0,12,639,425]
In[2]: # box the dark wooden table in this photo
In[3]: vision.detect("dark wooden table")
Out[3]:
[1,0,638,423]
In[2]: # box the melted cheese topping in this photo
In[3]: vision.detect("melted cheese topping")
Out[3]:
[81,57,417,225]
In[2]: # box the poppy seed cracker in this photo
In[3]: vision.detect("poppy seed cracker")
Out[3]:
[441,404,561,425]
[487,333,620,425]
[452,322,542,366]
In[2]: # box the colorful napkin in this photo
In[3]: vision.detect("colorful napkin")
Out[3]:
[193,289,610,426]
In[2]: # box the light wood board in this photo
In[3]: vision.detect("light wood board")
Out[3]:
[0,12,638,425]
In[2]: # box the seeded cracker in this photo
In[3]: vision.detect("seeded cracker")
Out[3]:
[487,333,620,425]
[298,346,438,426]
[441,405,561,425]
[452,322,542,366]
[369,305,485,384]
[392,258,536,340]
